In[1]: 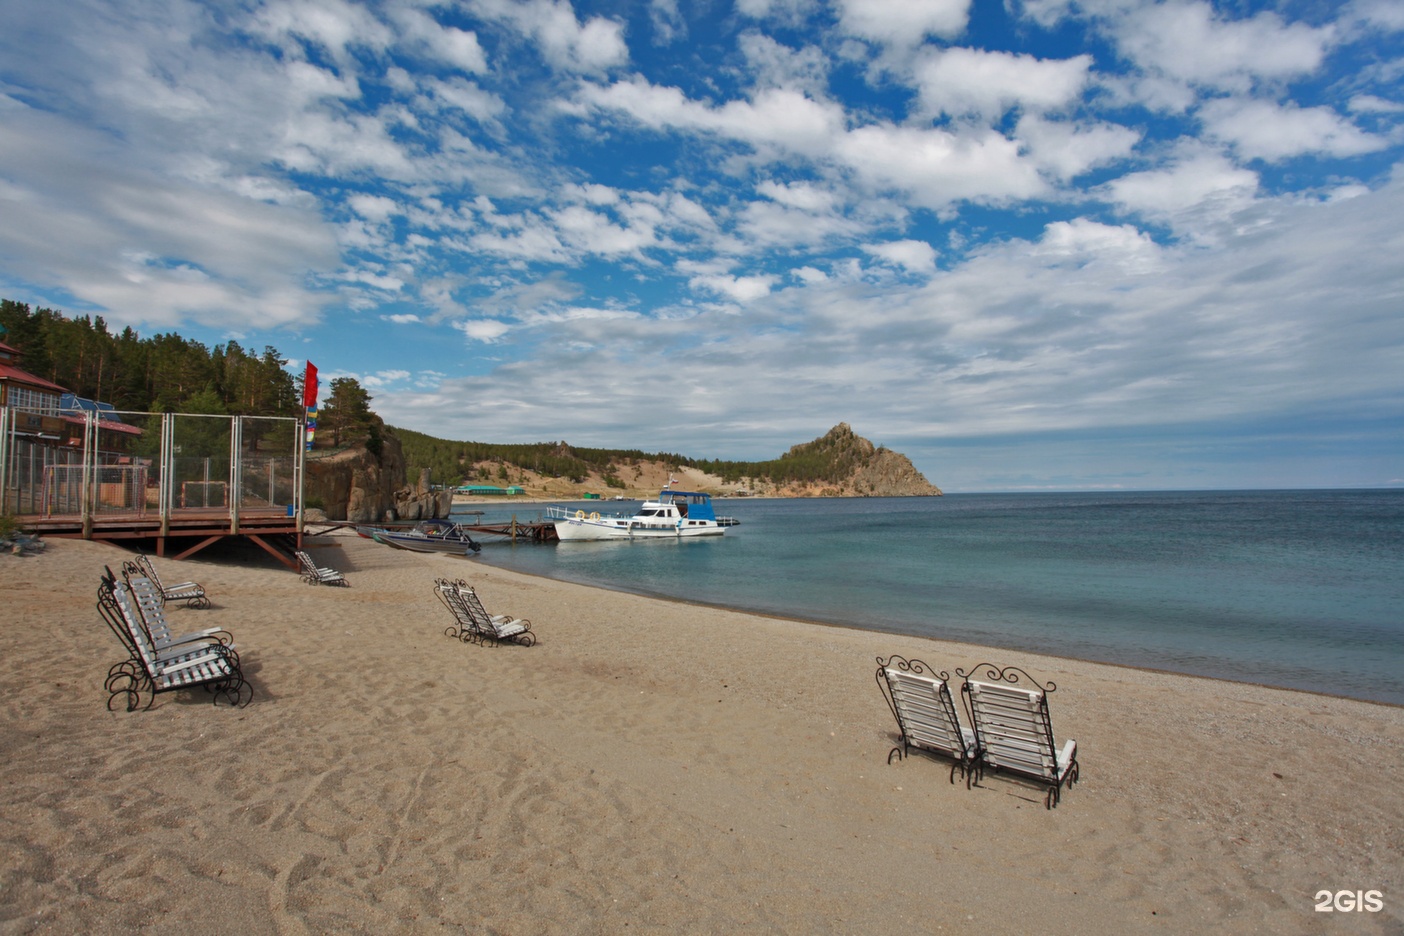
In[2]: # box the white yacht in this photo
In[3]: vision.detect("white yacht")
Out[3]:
[550,487,732,541]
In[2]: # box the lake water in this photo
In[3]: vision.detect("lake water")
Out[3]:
[453,490,1404,706]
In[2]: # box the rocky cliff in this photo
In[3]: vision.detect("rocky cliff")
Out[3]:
[744,423,942,498]
[305,432,452,523]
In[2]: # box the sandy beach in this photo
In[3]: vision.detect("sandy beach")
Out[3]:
[2,532,1401,934]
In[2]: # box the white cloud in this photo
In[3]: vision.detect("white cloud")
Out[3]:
[836,124,1046,208]
[863,239,937,274]
[1347,0,1404,32]
[389,8,488,73]
[648,0,685,44]
[1111,1,1332,95]
[738,199,859,249]
[348,194,399,222]
[363,369,411,389]
[581,78,1057,209]
[689,273,779,301]
[756,179,837,212]
[578,81,846,157]
[1033,218,1162,274]
[456,319,513,342]
[0,98,341,331]
[739,31,830,94]
[735,0,818,24]
[468,222,573,264]
[344,270,406,291]
[550,205,657,256]
[912,48,1093,120]
[1102,144,1259,239]
[249,0,395,65]
[422,77,508,125]
[1015,115,1141,182]
[468,0,628,73]
[1349,95,1404,115]
[1200,98,1387,162]
[275,110,419,181]
[837,0,971,46]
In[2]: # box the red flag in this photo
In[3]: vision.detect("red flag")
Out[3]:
[303,361,319,409]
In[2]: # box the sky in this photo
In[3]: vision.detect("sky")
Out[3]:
[1,0,1402,492]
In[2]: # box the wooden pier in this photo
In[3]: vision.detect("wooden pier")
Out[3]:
[336,516,559,543]
[460,518,558,543]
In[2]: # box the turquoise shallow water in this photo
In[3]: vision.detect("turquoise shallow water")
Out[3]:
[455,490,1404,706]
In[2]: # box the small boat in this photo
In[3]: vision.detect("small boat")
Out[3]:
[366,518,482,554]
[549,487,736,541]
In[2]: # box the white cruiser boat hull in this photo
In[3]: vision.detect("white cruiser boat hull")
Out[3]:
[551,489,729,541]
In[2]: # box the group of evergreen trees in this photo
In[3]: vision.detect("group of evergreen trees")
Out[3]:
[0,299,377,448]
[1,299,300,416]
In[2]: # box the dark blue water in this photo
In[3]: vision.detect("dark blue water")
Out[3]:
[457,491,1404,705]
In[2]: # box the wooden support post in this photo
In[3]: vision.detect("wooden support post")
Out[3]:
[246,534,299,570]
[172,535,224,561]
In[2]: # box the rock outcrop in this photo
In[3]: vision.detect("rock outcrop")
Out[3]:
[745,424,942,498]
[305,433,452,523]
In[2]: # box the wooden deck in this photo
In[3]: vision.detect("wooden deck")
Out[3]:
[19,507,303,565]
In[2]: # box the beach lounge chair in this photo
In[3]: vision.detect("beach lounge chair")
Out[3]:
[876,655,979,786]
[958,664,1078,808]
[459,584,535,647]
[125,553,210,608]
[97,571,249,711]
[296,550,349,586]
[435,578,480,642]
[434,578,535,647]
[120,568,235,654]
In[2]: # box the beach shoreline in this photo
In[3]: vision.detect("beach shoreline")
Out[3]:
[2,532,1401,933]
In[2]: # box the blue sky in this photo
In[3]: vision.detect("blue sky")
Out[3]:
[2,0,1402,491]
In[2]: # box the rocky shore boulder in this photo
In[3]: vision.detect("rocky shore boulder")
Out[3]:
[305,433,451,523]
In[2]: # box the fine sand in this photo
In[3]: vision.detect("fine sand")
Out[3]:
[2,533,1401,934]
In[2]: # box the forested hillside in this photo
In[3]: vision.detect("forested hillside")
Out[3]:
[393,427,689,490]
[392,423,940,495]
[1,299,300,416]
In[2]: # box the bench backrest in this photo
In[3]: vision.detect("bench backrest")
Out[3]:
[883,666,967,757]
[964,680,1059,780]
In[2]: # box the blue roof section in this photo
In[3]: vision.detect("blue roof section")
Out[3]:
[660,489,717,521]
[60,394,126,423]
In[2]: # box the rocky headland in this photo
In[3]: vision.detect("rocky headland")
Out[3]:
[307,423,939,522]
